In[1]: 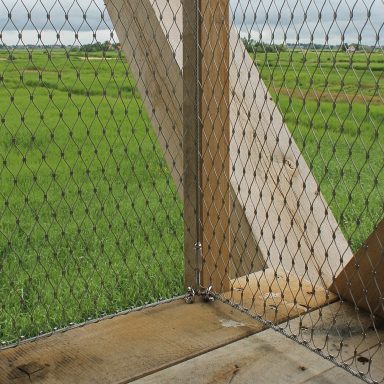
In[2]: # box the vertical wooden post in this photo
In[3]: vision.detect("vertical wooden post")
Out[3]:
[183,0,200,289]
[200,0,230,292]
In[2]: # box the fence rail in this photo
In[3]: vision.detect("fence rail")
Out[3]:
[1,0,383,382]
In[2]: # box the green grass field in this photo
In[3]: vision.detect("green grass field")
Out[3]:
[0,49,184,343]
[0,47,383,344]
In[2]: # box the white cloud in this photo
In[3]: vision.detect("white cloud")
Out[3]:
[0,0,382,46]
[0,0,112,32]
[0,0,113,45]
[0,28,113,46]
[231,0,383,45]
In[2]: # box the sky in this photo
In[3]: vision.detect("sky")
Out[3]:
[232,0,383,46]
[0,0,382,47]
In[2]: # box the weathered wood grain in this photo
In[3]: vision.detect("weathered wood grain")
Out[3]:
[0,300,262,384]
[225,268,338,323]
[182,0,200,288]
[280,301,384,366]
[105,0,352,286]
[135,329,365,384]
[227,27,352,287]
[137,301,384,384]
[105,0,264,282]
[199,0,231,291]
[331,219,384,318]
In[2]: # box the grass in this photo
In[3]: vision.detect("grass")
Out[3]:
[0,49,184,344]
[253,49,384,251]
[0,46,383,344]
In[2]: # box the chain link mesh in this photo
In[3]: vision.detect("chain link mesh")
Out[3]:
[0,0,184,347]
[194,0,383,382]
[0,0,383,382]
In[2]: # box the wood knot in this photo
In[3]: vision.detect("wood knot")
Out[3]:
[8,361,47,380]
[284,159,296,170]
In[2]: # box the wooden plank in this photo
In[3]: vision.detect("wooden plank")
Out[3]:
[199,0,230,292]
[227,28,352,287]
[331,219,384,318]
[281,301,384,366]
[229,187,266,278]
[349,343,384,381]
[182,0,200,288]
[0,300,262,384]
[135,329,365,384]
[279,301,384,383]
[146,0,353,285]
[224,268,338,323]
[104,0,184,191]
[137,301,384,384]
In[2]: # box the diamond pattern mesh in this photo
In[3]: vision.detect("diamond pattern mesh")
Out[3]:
[0,1,383,383]
[191,1,383,382]
[0,0,184,346]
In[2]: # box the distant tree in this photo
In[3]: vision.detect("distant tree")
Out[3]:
[77,41,116,53]
[340,43,348,52]
[242,37,256,53]
[242,38,290,54]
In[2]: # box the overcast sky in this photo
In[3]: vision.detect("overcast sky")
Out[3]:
[0,0,382,46]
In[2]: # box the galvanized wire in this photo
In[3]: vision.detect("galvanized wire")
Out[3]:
[0,1,383,383]
[197,0,383,383]
[0,0,185,347]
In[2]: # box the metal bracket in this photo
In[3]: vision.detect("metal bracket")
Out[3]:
[185,285,215,304]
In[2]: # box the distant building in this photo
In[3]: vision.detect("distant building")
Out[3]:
[346,45,356,54]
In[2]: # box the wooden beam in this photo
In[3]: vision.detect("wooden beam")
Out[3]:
[0,300,261,384]
[331,219,384,318]
[199,0,231,292]
[182,0,200,288]
[104,0,184,192]
[229,187,266,278]
[225,268,338,323]
[106,0,352,287]
[227,28,352,287]
[105,0,265,282]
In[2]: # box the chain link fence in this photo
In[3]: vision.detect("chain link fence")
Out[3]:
[0,0,383,383]
[188,0,383,383]
[0,0,184,347]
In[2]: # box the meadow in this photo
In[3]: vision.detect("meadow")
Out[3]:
[0,48,184,344]
[0,46,383,344]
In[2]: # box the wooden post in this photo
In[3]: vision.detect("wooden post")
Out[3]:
[183,0,200,289]
[108,0,352,290]
[200,0,230,292]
